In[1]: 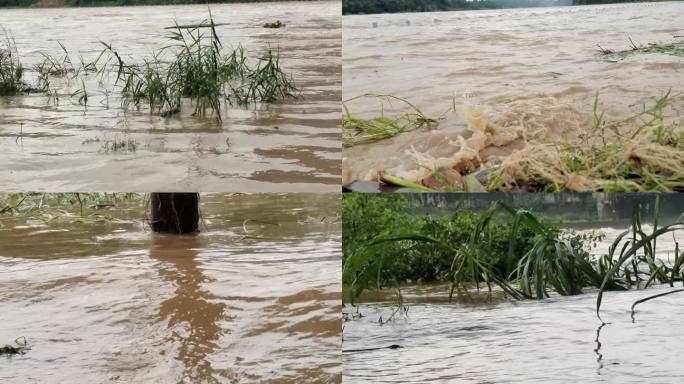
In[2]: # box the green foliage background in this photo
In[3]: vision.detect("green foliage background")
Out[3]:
[342,193,609,302]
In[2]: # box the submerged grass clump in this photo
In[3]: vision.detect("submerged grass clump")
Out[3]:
[0,31,28,96]
[490,92,684,192]
[263,20,285,29]
[229,48,298,106]
[1,33,91,96]
[166,18,226,119]
[98,13,298,122]
[118,54,181,117]
[2,11,299,125]
[342,94,440,147]
[102,136,138,153]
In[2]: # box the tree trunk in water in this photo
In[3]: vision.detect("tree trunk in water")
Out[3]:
[150,193,200,234]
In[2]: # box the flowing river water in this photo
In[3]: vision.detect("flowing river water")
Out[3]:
[343,225,684,383]
[0,193,341,383]
[342,1,684,183]
[0,1,341,191]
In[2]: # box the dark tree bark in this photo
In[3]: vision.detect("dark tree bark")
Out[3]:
[150,193,200,234]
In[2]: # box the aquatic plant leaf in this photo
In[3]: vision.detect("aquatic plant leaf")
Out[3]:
[596,223,684,321]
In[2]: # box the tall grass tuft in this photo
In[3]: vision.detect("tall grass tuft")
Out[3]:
[595,196,684,321]
[2,12,298,123]
[119,56,181,116]
[0,30,25,96]
[167,16,225,120]
[228,47,298,106]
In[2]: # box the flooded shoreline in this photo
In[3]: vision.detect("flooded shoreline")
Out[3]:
[343,224,684,383]
[0,193,342,383]
[342,1,684,186]
[344,220,684,300]
[0,1,341,192]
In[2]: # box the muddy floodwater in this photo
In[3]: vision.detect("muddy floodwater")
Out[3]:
[343,225,684,383]
[0,194,341,383]
[0,1,341,191]
[342,1,684,182]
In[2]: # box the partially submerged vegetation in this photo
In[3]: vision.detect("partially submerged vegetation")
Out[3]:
[0,31,43,95]
[263,20,285,29]
[342,94,440,147]
[0,32,23,95]
[343,194,605,303]
[102,136,138,153]
[342,194,684,320]
[101,15,298,121]
[1,11,299,124]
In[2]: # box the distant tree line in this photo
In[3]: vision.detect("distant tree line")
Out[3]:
[0,0,32,6]
[0,0,314,7]
[343,0,671,15]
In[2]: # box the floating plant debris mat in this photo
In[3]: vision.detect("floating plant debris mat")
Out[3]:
[342,92,684,192]
[342,94,441,147]
[0,192,143,224]
[1,337,30,356]
[599,38,684,61]
[263,20,285,29]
